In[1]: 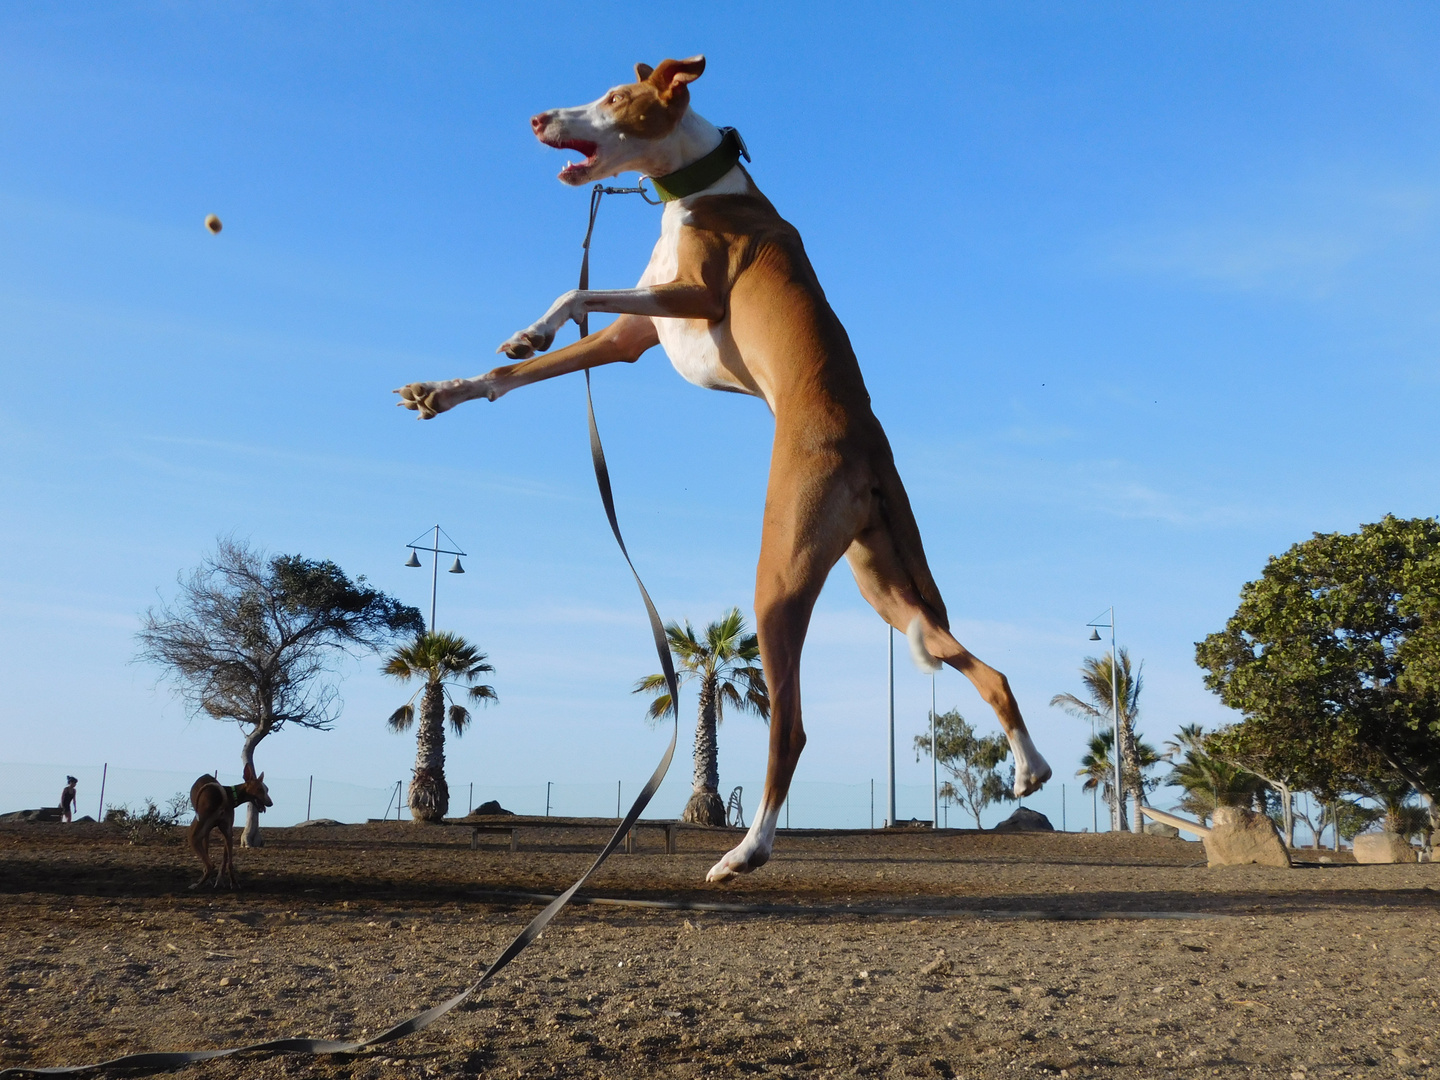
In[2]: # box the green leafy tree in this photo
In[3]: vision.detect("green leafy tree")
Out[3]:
[137,538,423,846]
[1195,515,1440,838]
[913,709,1014,829]
[384,631,497,822]
[635,608,770,826]
[1051,649,1151,832]
[1161,724,1270,829]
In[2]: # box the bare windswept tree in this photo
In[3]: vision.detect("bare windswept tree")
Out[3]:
[136,538,423,846]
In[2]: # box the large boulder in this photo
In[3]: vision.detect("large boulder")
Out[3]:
[1143,821,1181,838]
[1353,831,1419,864]
[0,808,63,823]
[1204,806,1291,868]
[470,800,514,817]
[992,806,1054,832]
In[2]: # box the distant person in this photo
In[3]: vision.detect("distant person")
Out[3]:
[59,776,78,823]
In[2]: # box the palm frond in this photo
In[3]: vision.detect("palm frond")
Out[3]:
[1050,692,1104,722]
[448,704,471,735]
[387,704,415,731]
[467,683,498,703]
[633,673,671,695]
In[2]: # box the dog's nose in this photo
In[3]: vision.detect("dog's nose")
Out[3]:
[531,112,551,134]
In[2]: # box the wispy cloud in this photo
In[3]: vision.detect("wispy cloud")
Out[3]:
[909,444,1267,529]
[1103,175,1440,300]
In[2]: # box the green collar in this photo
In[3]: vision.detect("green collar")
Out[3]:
[649,127,750,202]
[227,783,246,804]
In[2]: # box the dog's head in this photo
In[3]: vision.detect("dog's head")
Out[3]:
[242,761,273,812]
[531,56,706,185]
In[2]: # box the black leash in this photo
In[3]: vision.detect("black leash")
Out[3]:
[0,184,674,1078]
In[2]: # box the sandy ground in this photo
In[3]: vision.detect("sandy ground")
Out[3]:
[1,819,1437,1079]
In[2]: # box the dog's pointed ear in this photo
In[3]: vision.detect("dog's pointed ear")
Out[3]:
[649,55,705,101]
[634,62,654,82]
[257,772,265,783]
[243,762,256,781]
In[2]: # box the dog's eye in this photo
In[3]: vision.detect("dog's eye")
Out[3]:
[607,93,625,106]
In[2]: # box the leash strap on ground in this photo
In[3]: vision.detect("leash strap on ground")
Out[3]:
[0,187,677,1080]
[467,889,1232,921]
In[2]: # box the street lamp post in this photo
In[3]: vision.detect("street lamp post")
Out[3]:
[930,671,938,828]
[405,525,466,633]
[1086,607,1123,833]
[887,626,896,828]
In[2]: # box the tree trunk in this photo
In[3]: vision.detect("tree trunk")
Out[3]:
[1424,797,1438,859]
[239,722,270,848]
[1118,715,1142,834]
[683,678,724,826]
[1279,784,1294,847]
[408,682,449,823]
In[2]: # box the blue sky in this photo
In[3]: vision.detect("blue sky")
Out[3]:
[3,4,1438,827]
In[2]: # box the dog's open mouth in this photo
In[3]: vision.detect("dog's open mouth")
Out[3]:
[546,138,599,181]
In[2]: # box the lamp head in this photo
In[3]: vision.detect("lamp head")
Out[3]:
[404,551,421,568]
[1088,628,1102,642]
[449,557,465,574]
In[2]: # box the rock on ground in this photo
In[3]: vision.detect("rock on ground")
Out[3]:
[991,806,1054,832]
[1204,806,1291,868]
[1353,831,1419,864]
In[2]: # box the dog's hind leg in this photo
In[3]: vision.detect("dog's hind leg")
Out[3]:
[218,811,238,889]
[188,817,217,889]
[842,462,1051,797]
[706,440,868,883]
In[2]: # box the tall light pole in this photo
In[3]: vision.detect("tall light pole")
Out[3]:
[930,671,938,828]
[405,525,466,632]
[1086,607,1122,832]
[887,626,896,828]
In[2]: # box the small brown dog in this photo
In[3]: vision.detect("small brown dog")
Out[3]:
[187,763,272,889]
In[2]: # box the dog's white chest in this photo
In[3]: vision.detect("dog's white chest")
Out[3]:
[640,208,752,395]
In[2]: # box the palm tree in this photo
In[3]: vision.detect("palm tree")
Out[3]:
[1051,648,1149,832]
[1161,724,1268,827]
[383,631,496,823]
[1077,729,1124,829]
[635,608,769,826]
[1357,777,1431,843]
[1075,727,1163,831]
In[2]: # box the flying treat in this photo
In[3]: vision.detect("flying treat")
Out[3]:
[205,214,223,234]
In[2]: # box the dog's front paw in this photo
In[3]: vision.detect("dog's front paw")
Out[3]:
[497,325,555,359]
[394,379,465,419]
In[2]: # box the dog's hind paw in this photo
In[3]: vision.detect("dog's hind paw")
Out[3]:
[705,842,770,884]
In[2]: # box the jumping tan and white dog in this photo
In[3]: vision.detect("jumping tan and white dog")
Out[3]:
[397,56,1051,882]
[187,764,272,889]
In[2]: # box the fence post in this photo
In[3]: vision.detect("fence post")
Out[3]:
[97,763,107,822]
[468,782,473,815]
[306,775,313,821]
[396,780,403,821]
[546,781,552,818]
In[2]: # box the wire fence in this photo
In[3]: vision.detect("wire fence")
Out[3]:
[2,761,1090,832]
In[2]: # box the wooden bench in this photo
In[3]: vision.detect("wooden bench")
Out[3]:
[465,821,682,854]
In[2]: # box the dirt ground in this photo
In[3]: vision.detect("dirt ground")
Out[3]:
[1,819,1437,1079]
